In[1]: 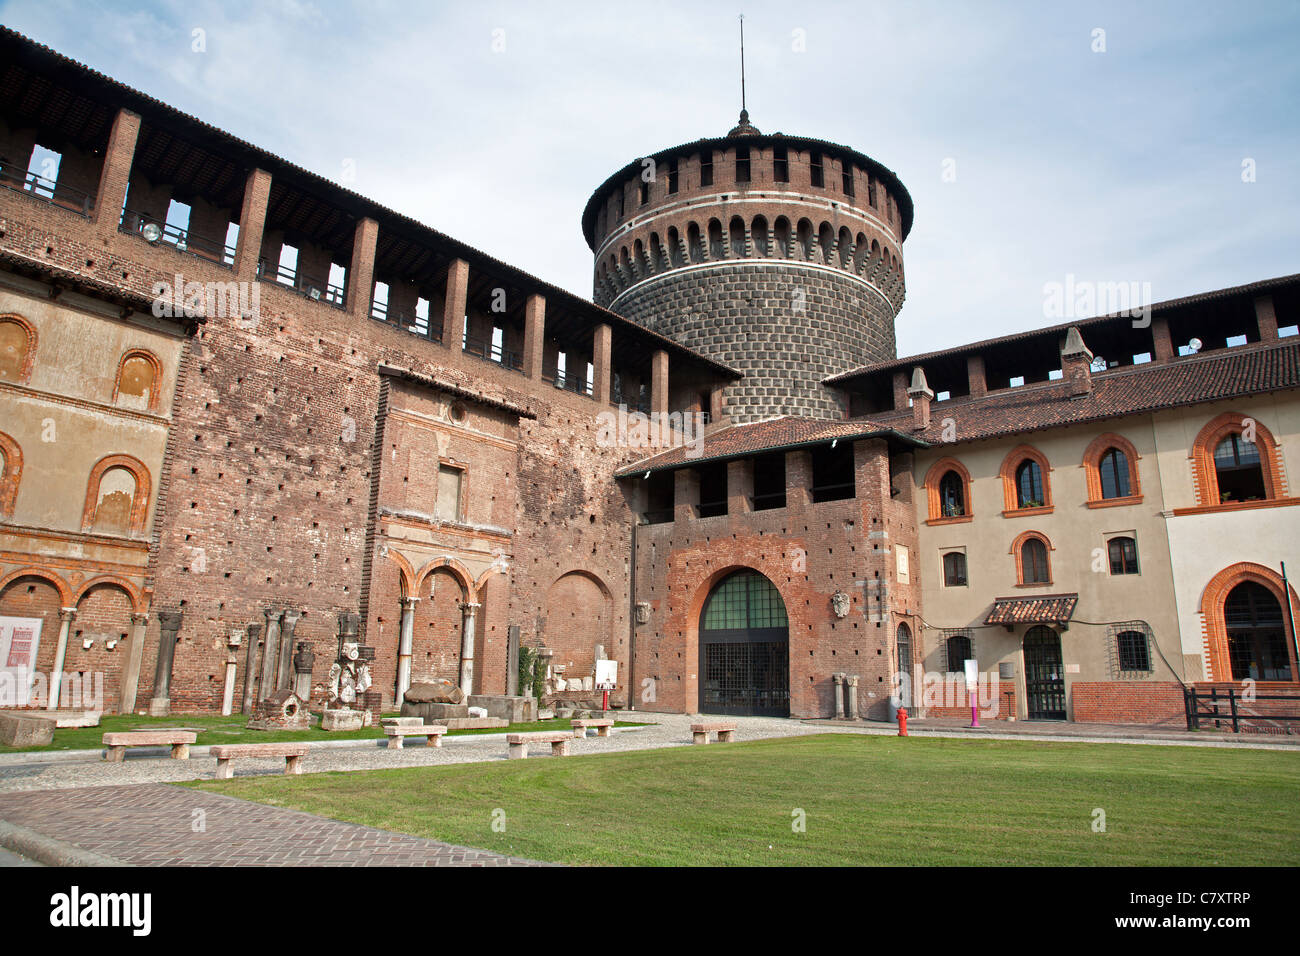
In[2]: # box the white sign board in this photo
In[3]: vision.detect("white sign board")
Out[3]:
[594,659,618,691]
[963,659,979,691]
[0,616,44,707]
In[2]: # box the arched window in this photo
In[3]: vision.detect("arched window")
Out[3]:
[729,216,746,258]
[1190,413,1285,507]
[1014,532,1052,585]
[0,430,21,521]
[1214,434,1265,502]
[773,217,792,258]
[113,349,162,412]
[81,454,151,536]
[923,458,972,524]
[797,219,814,260]
[1000,446,1053,514]
[945,632,973,673]
[1108,536,1139,575]
[751,216,769,257]
[939,471,965,517]
[1082,433,1142,506]
[1016,461,1043,508]
[0,314,37,384]
[708,219,725,259]
[942,551,967,587]
[687,222,704,263]
[1224,582,1290,681]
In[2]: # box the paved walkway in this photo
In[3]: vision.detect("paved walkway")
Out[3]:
[0,784,540,866]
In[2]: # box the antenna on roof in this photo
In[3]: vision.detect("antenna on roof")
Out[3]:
[739,13,747,114]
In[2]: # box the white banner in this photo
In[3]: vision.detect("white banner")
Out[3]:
[0,616,44,707]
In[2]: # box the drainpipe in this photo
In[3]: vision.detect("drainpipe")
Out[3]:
[628,520,637,710]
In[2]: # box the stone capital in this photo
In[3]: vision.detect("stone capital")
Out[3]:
[59,607,77,623]
[157,609,183,633]
[130,612,149,627]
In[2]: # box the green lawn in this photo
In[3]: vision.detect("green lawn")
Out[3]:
[188,733,1300,866]
[0,713,646,753]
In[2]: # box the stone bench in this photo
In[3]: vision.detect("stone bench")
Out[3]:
[382,724,448,749]
[571,718,614,738]
[102,731,196,762]
[507,732,572,760]
[209,743,309,779]
[690,722,737,745]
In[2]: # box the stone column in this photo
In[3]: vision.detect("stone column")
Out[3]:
[149,610,183,717]
[117,611,148,715]
[240,622,262,714]
[832,672,846,720]
[396,596,419,705]
[292,642,315,702]
[46,607,76,712]
[506,625,520,696]
[458,601,481,695]
[277,608,302,691]
[259,607,283,699]
[220,632,241,716]
[233,168,272,281]
[846,675,860,720]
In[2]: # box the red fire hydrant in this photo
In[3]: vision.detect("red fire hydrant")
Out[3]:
[897,706,908,737]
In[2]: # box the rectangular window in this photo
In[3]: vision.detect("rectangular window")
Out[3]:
[773,145,789,182]
[436,464,463,522]
[942,551,968,587]
[639,178,649,205]
[1116,629,1152,671]
[735,146,750,183]
[700,151,714,187]
[668,158,679,194]
[867,179,877,208]
[810,152,824,188]
[842,164,855,197]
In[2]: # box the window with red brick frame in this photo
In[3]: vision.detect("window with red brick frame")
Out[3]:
[1012,530,1053,586]
[1189,413,1287,508]
[1082,432,1142,507]
[1000,445,1053,516]
[923,457,973,524]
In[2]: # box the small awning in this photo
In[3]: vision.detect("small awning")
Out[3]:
[984,594,1079,626]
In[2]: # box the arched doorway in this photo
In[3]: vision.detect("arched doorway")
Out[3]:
[698,570,789,716]
[895,623,913,708]
[1023,626,1065,720]
[1224,582,1290,681]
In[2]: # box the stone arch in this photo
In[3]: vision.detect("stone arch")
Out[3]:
[797,218,814,259]
[687,221,704,263]
[0,313,37,384]
[541,569,614,688]
[413,555,475,599]
[837,226,853,268]
[73,575,147,614]
[0,429,22,520]
[773,216,792,258]
[707,218,725,259]
[410,564,470,685]
[81,454,151,536]
[853,231,869,274]
[729,215,746,258]
[667,225,684,267]
[1198,561,1300,682]
[818,222,834,264]
[751,215,770,257]
[385,548,417,598]
[0,566,73,608]
[112,348,163,412]
[693,566,791,716]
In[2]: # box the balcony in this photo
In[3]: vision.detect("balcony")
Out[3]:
[0,162,94,217]
[119,208,235,268]
[371,299,443,345]
[257,258,346,309]
[462,334,523,375]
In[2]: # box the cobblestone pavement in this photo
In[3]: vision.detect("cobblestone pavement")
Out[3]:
[0,846,40,866]
[0,712,1292,795]
[0,784,541,866]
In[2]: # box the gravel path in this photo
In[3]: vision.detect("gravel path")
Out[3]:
[0,712,1292,794]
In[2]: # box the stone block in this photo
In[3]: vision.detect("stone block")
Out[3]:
[321,709,367,732]
[401,700,470,722]
[0,713,55,747]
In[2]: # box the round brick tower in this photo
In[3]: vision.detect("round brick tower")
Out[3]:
[582,111,913,422]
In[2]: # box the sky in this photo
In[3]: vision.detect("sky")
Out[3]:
[1,0,1296,358]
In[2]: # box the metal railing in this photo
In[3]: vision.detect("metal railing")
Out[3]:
[641,508,674,525]
[119,208,236,267]
[812,480,856,503]
[1185,685,1300,733]
[462,335,523,373]
[257,258,346,309]
[553,371,592,396]
[0,162,94,217]
[752,491,786,511]
[371,300,443,344]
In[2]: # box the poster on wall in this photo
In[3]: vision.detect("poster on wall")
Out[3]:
[0,616,44,707]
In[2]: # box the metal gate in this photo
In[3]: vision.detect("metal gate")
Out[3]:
[1023,625,1066,720]
[698,571,789,717]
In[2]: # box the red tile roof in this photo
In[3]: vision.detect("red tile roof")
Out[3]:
[825,273,1300,384]
[613,415,923,477]
[869,339,1300,445]
[985,594,1079,625]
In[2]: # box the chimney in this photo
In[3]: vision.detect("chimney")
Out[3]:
[907,366,934,431]
[1061,326,1094,397]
